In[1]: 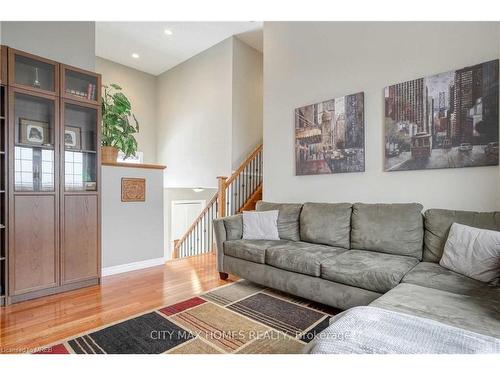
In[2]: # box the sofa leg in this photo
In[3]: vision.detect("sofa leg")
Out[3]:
[219,272,229,280]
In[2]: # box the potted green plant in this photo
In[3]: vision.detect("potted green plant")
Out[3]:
[101,84,139,163]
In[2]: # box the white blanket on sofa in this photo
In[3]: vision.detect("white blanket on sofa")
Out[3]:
[304,306,500,354]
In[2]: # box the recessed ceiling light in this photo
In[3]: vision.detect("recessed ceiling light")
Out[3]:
[132,53,140,59]
[192,188,204,193]
[164,29,173,36]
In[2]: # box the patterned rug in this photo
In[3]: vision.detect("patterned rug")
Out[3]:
[35,280,341,354]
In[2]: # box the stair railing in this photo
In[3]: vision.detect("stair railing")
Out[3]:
[173,194,218,259]
[218,144,263,217]
[173,144,263,259]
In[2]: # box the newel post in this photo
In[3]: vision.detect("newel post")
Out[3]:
[217,176,227,218]
[173,240,180,259]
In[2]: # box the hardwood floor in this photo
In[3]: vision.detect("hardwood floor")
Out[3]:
[0,253,234,353]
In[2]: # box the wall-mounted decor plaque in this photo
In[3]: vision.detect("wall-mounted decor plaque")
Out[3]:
[121,178,146,202]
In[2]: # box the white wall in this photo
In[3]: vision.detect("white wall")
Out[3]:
[263,22,500,211]
[156,37,263,188]
[96,57,157,163]
[1,21,95,71]
[232,38,263,168]
[156,38,233,188]
[101,166,164,269]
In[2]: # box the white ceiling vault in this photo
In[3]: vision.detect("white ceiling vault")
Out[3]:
[96,22,263,76]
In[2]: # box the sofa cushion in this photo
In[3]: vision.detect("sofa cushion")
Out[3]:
[300,202,352,249]
[402,261,499,297]
[370,283,500,338]
[423,208,500,263]
[256,201,302,241]
[265,241,347,277]
[321,250,419,293]
[224,214,243,240]
[351,203,424,259]
[440,223,500,283]
[242,210,280,240]
[224,239,289,264]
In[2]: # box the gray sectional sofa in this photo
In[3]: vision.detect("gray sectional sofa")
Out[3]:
[213,201,500,338]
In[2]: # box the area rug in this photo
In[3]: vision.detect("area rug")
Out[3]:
[35,280,341,354]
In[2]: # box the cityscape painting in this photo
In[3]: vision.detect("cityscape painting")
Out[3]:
[384,60,499,172]
[295,92,365,175]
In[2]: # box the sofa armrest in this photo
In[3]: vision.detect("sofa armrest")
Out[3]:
[213,214,243,272]
[213,218,227,272]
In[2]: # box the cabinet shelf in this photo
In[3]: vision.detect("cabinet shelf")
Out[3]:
[65,148,96,154]
[62,65,100,105]
[15,143,54,150]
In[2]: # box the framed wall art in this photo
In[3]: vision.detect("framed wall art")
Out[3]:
[295,92,365,175]
[384,59,499,171]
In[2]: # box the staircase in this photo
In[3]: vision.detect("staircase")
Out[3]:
[173,144,263,259]
[238,185,262,212]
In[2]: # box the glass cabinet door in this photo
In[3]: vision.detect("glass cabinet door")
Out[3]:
[63,102,97,191]
[13,92,56,192]
[10,50,58,94]
[62,66,100,104]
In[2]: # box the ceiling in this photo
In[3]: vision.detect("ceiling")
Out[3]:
[96,22,263,76]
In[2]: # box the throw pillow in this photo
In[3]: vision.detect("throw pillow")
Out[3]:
[242,210,280,240]
[440,223,500,283]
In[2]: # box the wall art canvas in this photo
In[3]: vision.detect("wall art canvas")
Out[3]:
[295,92,365,175]
[384,59,499,172]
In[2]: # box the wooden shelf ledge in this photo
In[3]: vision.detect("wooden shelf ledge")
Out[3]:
[102,162,166,170]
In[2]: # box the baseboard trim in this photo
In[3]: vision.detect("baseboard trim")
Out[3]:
[102,257,166,277]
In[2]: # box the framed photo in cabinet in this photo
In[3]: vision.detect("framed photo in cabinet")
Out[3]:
[64,126,81,149]
[19,118,50,146]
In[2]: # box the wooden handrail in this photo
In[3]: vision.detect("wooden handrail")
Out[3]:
[225,144,263,186]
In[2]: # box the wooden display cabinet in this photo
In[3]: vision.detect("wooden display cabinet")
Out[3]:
[3,46,101,304]
[0,47,7,305]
